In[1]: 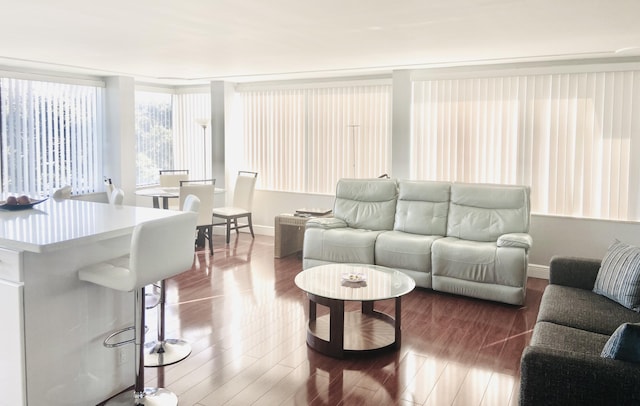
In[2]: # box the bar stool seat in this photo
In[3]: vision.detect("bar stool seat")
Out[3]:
[78,210,198,406]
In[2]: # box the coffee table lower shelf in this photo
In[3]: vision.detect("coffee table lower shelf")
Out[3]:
[305,293,402,358]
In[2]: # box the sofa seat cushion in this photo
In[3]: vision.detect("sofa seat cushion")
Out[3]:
[531,321,610,356]
[431,237,527,287]
[303,227,382,265]
[537,285,640,336]
[375,230,442,274]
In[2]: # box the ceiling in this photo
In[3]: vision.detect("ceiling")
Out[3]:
[2,0,640,84]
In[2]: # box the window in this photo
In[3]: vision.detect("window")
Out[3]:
[135,91,172,186]
[236,82,392,194]
[412,69,640,221]
[135,90,210,186]
[0,78,103,197]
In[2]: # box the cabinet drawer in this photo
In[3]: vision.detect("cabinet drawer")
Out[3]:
[0,248,23,282]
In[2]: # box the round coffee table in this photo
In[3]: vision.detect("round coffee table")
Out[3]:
[294,263,415,358]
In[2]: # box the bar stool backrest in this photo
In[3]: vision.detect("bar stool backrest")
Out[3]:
[129,212,198,289]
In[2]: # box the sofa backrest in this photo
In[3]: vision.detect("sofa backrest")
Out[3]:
[394,180,450,235]
[334,178,398,230]
[447,183,531,242]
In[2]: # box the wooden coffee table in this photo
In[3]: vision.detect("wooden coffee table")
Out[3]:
[294,263,415,358]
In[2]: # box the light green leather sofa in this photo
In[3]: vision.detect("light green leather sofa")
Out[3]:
[302,178,532,305]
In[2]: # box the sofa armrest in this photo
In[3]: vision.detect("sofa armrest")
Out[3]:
[520,345,640,406]
[305,217,347,230]
[497,233,532,250]
[549,256,601,290]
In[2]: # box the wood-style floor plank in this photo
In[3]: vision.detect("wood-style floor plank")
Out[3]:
[102,234,546,406]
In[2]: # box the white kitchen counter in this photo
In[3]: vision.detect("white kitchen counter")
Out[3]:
[0,198,178,253]
[0,199,186,406]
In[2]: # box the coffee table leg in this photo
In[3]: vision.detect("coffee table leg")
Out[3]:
[362,300,374,314]
[309,298,317,322]
[328,299,344,357]
[394,297,402,348]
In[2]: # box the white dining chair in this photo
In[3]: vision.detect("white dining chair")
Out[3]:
[159,170,189,210]
[159,169,189,187]
[179,179,216,255]
[77,212,197,406]
[212,171,258,244]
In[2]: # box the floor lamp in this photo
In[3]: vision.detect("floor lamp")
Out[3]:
[196,118,210,178]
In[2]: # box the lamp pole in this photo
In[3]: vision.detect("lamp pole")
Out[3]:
[201,123,207,178]
[196,118,210,179]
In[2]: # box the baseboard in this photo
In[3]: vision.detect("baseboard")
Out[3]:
[528,264,549,279]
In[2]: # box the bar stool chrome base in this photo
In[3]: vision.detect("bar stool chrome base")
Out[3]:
[144,339,192,367]
[105,387,177,406]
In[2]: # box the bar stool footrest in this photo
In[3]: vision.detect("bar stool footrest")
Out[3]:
[103,326,136,348]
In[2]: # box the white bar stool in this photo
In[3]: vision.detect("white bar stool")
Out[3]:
[144,195,200,368]
[78,211,198,406]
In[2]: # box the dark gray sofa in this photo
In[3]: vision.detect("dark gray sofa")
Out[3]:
[520,256,640,405]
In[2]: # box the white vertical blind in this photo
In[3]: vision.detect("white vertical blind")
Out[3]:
[411,70,640,221]
[0,78,103,197]
[238,83,392,194]
[173,92,211,180]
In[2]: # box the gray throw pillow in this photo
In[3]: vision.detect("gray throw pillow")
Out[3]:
[593,240,640,312]
[601,323,640,362]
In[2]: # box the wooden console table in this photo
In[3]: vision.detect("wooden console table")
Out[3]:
[274,213,331,258]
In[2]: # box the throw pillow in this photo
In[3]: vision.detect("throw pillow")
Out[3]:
[593,239,640,312]
[601,322,640,363]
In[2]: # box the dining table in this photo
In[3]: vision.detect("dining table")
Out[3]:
[135,186,225,210]
[135,187,180,209]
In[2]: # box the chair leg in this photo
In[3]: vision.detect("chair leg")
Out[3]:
[248,214,255,238]
[233,218,239,236]
[208,226,213,255]
[226,219,231,244]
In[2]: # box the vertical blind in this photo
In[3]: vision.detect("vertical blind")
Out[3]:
[412,71,640,221]
[172,92,211,180]
[239,83,392,194]
[0,78,103,197]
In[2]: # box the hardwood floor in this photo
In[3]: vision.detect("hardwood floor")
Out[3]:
[138,234,547,406]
